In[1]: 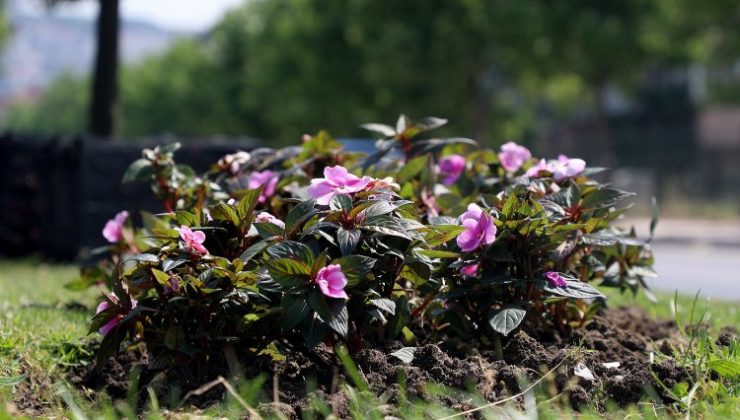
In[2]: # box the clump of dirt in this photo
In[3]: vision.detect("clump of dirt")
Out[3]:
[57,306,699,417]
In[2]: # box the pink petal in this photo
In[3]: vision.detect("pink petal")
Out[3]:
[191,230,206,243]
[324,166,350,184]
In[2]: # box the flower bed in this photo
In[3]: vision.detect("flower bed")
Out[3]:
[76,115,662,413]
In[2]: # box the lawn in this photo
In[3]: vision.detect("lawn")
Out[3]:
[0,259,738,418]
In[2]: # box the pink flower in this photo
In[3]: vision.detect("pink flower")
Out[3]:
[315,264,348,299]
[525,159,551,178]
[255,211,285,229]
[102,211,129,243]
[456,203,497,252]
[550,155,586,181]
[247,170,280,203]
[544,271,568,287]
[498,142,532,172]
[437,154,466,186]
[421,190,440,218]
[308,165,374,205]
[460,263,479,277]
[176,225,208,255]
[95,295,138,336]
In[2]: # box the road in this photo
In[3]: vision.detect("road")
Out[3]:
[648,242,740,300]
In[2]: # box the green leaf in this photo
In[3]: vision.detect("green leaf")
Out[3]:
[501,194,518,218]
[151,268,171,285]
[267,258,311,287]
[210,203,240,226]
[285,199,317,234]
[581,187,635,210]
[415,249,460,259]
[488,307,526,336]
[397,155,428,183]
[267,241,315,265]
[334,255,376,287]
[423,225,465,246]
[707,360,740,379]
[254,222,284,239]
[388,296,410,339]
[122,158,152,183]
[0,374,27,386]
[174,211,197,227]
[390,347,417,364]
[238,188,263,220]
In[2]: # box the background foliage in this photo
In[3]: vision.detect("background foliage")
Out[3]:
[5,0,740,145]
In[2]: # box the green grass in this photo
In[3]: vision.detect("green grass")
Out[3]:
[0,259,738,419]
[0,260,99,416]
[604,287,740,328]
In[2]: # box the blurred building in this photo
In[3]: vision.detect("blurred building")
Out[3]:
[0,0,183,107]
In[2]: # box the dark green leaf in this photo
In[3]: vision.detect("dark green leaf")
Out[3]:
[330,194,353,212]
[122,253,159,264]
[337,228,361,256]
[254,222,284,239]
[370,298,396,315]
[540,278,606,300]
[282,295,311,331]
[362,217,411,240]
[239,241,269,263]
[285,199,317,233]
[267,241,314,265]
[326,301,348,337]
[238,188,263,220]
[122,159,152,183]
[210,203,240,226]
[267,258,311,286]
[581,187,635,210]
[423,225,464,246]
[162,259,188,272]
[361,201,397,219]
[334,255,376,287]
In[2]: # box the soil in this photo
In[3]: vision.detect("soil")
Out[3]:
[48,306,732,417]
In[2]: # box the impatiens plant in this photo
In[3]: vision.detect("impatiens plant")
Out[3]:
[81,115,657,372]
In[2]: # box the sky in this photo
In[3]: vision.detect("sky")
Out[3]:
[24,0,246,32]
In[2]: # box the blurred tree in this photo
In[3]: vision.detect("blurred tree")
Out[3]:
[8,0,740,144]
[3,74,88,134]
[44,0,119,137]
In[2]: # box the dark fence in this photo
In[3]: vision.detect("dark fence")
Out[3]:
[0,134,261,260]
